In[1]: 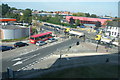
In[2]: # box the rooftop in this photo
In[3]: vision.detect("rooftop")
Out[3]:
[0,25,29,29]
[107,21,120,27]
[0,18,16,21]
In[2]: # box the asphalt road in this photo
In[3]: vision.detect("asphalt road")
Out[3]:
[2,38,80,72]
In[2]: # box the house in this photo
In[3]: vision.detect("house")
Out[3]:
[105,21,120,38]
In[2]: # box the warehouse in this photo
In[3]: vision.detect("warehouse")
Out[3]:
[0,25,29,39]
[66,16,112,25]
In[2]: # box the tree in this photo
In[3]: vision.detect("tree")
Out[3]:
[75,19,81,26]
[22,8,32,23]
[10,7,17,11]
[2,4,10,17]
[85,13,90,17]
[0,5,2,17]
[73,12,85,17]
[95,21,101,27]
[69,17,75,25]
[90,14,97,18]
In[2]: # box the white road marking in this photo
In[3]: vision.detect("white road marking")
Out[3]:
[66,57,70,60]
[13,61,23,66]
[12,58,22,61]
[20,52,29,56]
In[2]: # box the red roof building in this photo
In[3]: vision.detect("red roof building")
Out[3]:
[66,16,112,25]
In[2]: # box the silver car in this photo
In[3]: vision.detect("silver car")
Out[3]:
[46,38,58,43]
[36,41,47,46]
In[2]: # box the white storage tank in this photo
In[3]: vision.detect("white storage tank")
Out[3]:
[0,25,29,39]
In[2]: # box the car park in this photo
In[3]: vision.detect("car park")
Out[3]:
[50,25,54,28]
[46,38,58,43]
[14,42,29,47]
[54,26,61,30]
[44,24,50,26]
[0,46,14,52]
[36,41,47,46]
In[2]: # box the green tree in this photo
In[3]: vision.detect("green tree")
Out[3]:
[75,19,81,26]
[73,12,85,17]
[90,14,97,18]
[10,7,17,11]
[85,13,90,17]
[95,21,101,28]
[0,5,2,17]
[69,17,75,27]
[22,8,32,23]
[2,4,10,17]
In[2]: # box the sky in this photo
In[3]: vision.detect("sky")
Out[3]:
[1,0,119,17]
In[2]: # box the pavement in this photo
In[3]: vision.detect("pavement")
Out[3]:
[15,51,119,78]
[25,52,118,70]
[23,41,119,70]
[13,41,119,78]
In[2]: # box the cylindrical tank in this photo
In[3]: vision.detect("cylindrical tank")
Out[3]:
[2,28,29,39]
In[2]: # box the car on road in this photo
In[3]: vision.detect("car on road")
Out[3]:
[0,46,14,52]
[54,26,61,29]
[36,41,47,46]
[46,38,58,43]
[14,42,29,47]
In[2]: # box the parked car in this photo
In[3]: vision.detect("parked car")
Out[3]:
[36,41,47,46]
[14,42,29,47]
[0,46,14,52]
[46,38,58,43]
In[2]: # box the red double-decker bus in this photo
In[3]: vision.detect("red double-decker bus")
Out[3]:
[29,32,53,44]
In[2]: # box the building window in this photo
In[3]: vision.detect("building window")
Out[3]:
[118,33,120,37]
[112,32,114,35]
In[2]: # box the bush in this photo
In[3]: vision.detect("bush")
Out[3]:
[2,37,28,42]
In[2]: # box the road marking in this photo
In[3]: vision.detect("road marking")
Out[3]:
[17,69,21,71]
[13,61,23,66]
[20,52,29,56]
[21,53,41,62]
[12,58,22,61]
[66,57,70,60]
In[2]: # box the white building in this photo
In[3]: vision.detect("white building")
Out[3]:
[105,26,120,38]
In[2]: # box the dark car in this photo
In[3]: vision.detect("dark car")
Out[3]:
[44,24,49,26]
[14,42,29,47]
[0,46,14,52]
[54,26,61,29]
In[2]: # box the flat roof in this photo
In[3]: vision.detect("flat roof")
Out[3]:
[66,16,112,25]
[0,18,16,21]
[0,25,29,29]
[31,32,52,38]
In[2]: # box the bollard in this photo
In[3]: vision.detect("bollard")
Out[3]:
[76,42,79,45]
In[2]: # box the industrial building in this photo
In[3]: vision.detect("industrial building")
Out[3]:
[0,18,29,40]
[66,16,112,25]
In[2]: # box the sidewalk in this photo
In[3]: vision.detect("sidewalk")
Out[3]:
[15,52,118,78]
[25,52,113,70]
[22,41,118,70]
